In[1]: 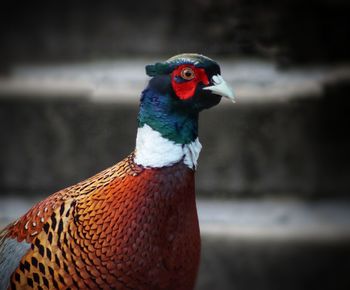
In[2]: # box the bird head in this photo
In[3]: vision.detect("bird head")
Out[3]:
[145,53,235,112]
[138,53,234,145]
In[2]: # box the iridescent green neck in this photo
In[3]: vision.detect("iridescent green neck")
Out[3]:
[137,86,199,145]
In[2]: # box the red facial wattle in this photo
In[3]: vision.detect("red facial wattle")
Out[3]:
[171,64,210,100]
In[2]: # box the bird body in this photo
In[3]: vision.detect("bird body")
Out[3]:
[1,155,199,289]
[0,53,234,290]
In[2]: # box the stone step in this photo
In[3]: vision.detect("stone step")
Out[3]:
[1,59,349,103]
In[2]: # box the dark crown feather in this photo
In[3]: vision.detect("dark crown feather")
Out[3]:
[145,53,217,77]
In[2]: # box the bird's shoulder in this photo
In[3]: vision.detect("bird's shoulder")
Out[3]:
[1,152,144,243]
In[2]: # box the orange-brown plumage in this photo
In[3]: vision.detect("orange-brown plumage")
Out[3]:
[3,154,200,290]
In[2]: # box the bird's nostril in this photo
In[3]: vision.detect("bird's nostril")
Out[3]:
[212,75,226,85]
[212,75,220,84]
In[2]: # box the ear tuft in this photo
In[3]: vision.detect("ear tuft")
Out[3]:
[145,62,172,77]
[145,64,157,77]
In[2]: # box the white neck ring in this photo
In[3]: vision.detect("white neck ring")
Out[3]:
[134,124,202,169]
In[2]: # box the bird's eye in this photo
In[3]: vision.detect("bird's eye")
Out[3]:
[180,67,195,80]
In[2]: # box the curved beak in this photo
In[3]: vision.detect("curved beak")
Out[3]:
[203,74,235,103]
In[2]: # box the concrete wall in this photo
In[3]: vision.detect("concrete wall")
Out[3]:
[1,80,349,198]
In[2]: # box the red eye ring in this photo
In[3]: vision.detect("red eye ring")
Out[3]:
[180,67,195,80]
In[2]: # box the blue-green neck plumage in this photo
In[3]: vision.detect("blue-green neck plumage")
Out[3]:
[137,76,199,145]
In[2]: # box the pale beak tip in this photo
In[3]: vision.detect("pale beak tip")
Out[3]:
[204,74,236,103]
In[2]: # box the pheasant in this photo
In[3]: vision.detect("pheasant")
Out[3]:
[0,53,234,290]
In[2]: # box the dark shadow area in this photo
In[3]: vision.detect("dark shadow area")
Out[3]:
[0,0,349,73]
[199,237,350,290]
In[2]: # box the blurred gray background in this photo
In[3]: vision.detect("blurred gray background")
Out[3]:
[0,1,350,289]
